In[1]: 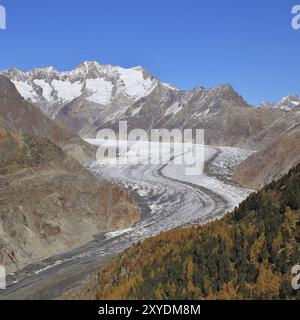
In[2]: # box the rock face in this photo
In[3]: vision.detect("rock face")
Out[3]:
[234,111,300,189]
[0,129,140,272]
[3,62,284,148]
[0,75,96,163]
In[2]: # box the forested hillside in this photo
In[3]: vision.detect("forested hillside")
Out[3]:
[95,164,300,300]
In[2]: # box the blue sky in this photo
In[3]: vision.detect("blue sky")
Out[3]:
[0,0,299,105]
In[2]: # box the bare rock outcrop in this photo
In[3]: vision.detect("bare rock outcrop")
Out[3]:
[0,129,140,272]
[234,112,300,189]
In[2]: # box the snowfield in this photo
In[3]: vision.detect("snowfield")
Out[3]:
[8,62,159,115]
[85,78,113,105]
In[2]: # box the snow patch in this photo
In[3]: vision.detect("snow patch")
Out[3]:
[105,228,133,240]
[33,79,54,102]
[131,105,143,116]
[51,79,83,102]
[12,81,38,102]
[85,78,113,105]
[164,102,182,117]
[162,83,178,91]
[118,67,156,99]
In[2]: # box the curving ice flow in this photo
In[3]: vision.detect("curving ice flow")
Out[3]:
[0,142,253,300]
[87,141,252,230]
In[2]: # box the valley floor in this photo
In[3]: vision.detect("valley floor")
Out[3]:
[0,144,252,300]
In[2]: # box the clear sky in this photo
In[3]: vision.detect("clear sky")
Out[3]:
[0,0,299,105]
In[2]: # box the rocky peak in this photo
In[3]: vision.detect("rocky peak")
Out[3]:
[73,61,112,78]
[276,94,300,111]
[0,74,22,98]
[259,94,300,111]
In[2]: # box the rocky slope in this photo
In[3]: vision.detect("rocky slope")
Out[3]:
[234,111,300,189]
[0,75,95,163]
[4,62,284,148]
[99,83,282,148]
[0,128,140,272]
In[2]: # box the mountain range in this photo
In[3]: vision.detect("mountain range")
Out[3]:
[3,61,300,187]
[259,95,300,111]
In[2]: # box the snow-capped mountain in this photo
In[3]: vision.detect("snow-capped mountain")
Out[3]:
[4,61,159,118]
[259,94,300,111]
[0,74,95,162]
[2,61,287,147]
[274,94,300,111]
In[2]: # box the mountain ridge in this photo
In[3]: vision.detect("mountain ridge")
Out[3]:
[3,62,299,185]
[234,110,300,189]
[0,74,96,162]
[4,61,299,114]
[3,61,291,149]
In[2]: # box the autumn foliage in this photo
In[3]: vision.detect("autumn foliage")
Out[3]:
[95,164,300,300]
